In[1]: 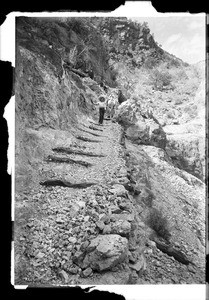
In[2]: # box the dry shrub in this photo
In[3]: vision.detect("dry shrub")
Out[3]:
[149,69,172,91]
[147,208,171,241]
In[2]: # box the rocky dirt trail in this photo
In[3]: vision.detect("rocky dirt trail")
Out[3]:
[14,117,205,286]
[14,119,135,285]
[14,16,205,287]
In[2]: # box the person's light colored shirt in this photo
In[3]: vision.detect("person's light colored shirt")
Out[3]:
[98,101,107,108]
[98,96,107,109]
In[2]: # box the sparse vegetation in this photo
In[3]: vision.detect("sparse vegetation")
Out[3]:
[147,208,171,241]
[149,69,173,91]
[15,16,205,285]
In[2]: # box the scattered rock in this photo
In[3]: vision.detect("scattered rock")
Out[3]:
[187,265,196,273]
[27,221,34,228]
[85,234,128,271]
[100,214,111,224]
[146,240,156,248]
[77,201,86,209]
[36,252,45,259]
[117,198,132,211]
[128,250,139,263]
[82,267,93,278]
[68,265,79,274]
[84,216,90,222]
[96,220,105,231]
[111,213,134,223]
[145,248,153,254]
[68,203,80,217]
[117,177,130,185]
[109,205,123,214]
[109,184,127,197]
[128,270,138,284]
[102,224,112,234]
[111,220,131,237]
[72,250,86,267]
[129,255,146,273]
[56,217,65,224]
[80,240,90,251]
[68,237,77,244]
[59,269,69,283]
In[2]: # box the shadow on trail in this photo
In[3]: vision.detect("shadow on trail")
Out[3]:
[76,135,101,143]
[40,179,97,189]
[77,127,102,137]
[45,155,93,167]
[52,147,105,157]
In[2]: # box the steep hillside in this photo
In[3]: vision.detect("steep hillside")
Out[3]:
[15,17,115,191]
[14,17,205,286]
[94,17,205,181]
[92,17,187,68]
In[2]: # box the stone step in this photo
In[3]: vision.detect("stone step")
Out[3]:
[52,147,105,158]
[40,179,98,189]
[45,155,93,167]
[76,135,101,143]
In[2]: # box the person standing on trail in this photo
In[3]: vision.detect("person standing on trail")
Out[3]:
[97,95,107,125]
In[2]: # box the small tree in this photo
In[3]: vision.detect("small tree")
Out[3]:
[144,57,158,69]
[149,69,172,91]
[147,208,171,242]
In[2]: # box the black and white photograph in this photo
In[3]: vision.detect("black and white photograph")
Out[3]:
[5,6,206,292]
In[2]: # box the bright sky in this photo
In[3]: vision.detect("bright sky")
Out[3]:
[131,15,206,64]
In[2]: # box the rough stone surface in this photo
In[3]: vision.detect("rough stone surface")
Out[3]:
[84,234,129,271]
[165,125,204,180]
[111,220,131,237]
[82,267,93,278]
[116,99,167,149]
[59,270,69,283]
[126,119,166,149]
[109,184,127,197]
[129,255,146,272]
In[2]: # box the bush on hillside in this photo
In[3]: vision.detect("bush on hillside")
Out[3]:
[110,67,118,82]
[143,56,159,69]
[147,208,171,241]
[176,69,189,80]
[149,69,172,91]
[166,59,181,68]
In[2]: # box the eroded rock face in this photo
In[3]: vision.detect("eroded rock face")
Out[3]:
[115,99,137,128]
[164,123,205,180]
[126,119,166,149]
[125,140,205,272]
[15,17,118,191]
[116,99,167,149]
[84,234,129,271]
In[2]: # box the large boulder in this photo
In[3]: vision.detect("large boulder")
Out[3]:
[126,118,166,149]
[164,122,205,180]
[84,234,129,271]
[116,99,167,149]
[115,99,138,128]
[111,220,132,237]
[109,184,127,197]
